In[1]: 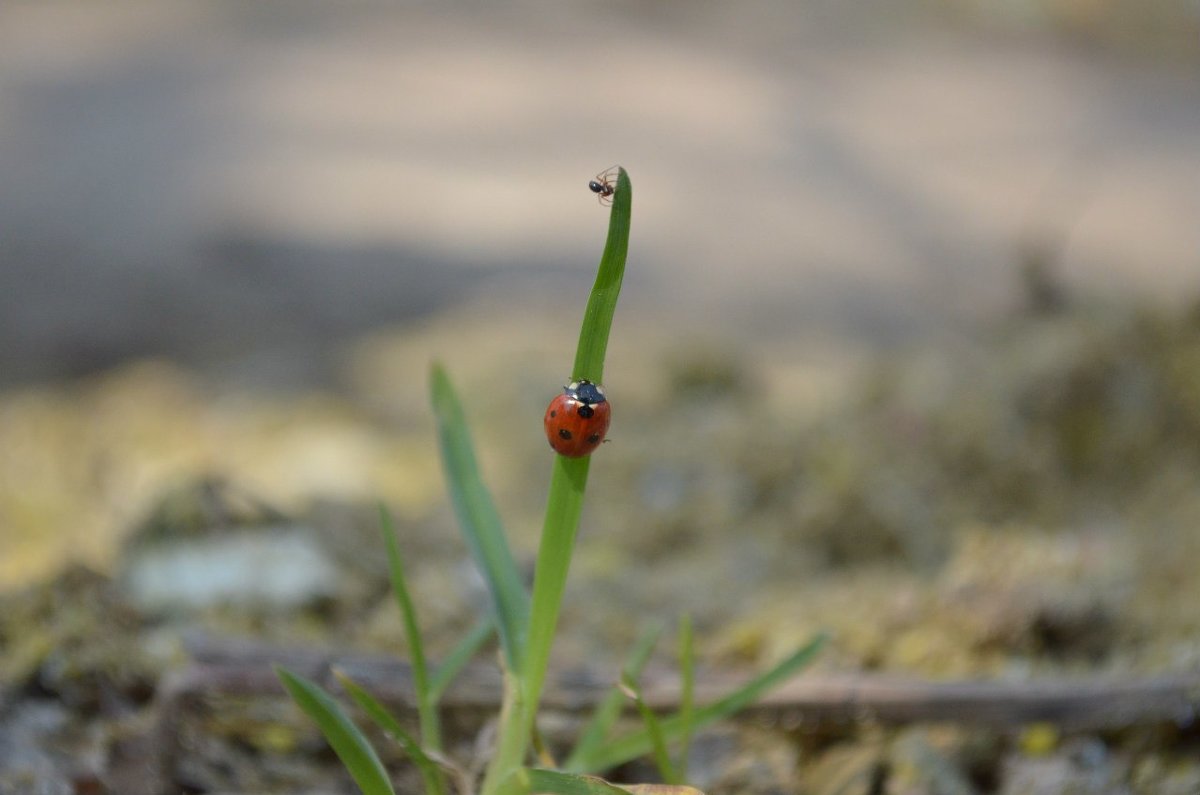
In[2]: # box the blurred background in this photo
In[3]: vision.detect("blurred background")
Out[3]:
[3,0,1198,388]
[2,1,1200,791]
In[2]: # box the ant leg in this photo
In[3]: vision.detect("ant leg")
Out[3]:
[594,165,621,183]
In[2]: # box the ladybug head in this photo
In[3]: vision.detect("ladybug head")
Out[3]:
[566,379,606,405]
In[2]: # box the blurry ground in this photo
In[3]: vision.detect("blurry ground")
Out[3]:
[4,295,1200,793]
[2,1,1200,793]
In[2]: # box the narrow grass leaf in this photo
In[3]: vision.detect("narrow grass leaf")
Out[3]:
[482,167,634,795]
[565,632,828,773]
[532,726,557,768]
[430,363,529,672]
[565,625,661,771]
[379,505,440,751]
[572,167,632,384]
[620,676,679,784]
[521,453,589,711]
[526,769,636,795]
[429,619,493,701]
[516,772,708,795]
[485,456,593,793]
[676,615,695,782]
[275,666,396,795]
[526,165,632,713]
[333,669,446,795]
[496,768,635,795]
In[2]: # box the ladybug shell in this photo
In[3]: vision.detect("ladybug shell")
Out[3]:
[543,390,611,458]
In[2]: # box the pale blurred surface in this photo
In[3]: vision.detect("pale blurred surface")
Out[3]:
[2,1,1198,386]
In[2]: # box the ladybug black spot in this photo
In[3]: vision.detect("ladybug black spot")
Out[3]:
[587,433,601,444]
[577,405,595,419]
[550,410,557,418]
[558,428,573,440]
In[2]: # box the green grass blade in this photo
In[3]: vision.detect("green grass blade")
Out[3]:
[676,615,695,782]
[496,768,634,795]
[529,167,632,686]
[526,770,635,795]
[429,619,493,701]
[430,363,529,672]
[484,456,592,793]
[565,632,828,773]
[275,666,396,795]
[564,625,661,771]
[573,166,632,384]
[482,167,634,795]
[620,676,679,784]
[521,452,590,713]
[379,505,440,751]
[333,669,447,795]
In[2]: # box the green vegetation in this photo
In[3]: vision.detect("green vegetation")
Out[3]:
[275,168,824,794]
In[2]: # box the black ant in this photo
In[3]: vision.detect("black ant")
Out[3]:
[587,165,620,206]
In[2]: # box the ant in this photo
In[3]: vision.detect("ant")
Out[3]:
[587,165,620,206]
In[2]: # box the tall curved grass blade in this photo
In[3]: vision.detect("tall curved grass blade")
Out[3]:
[564,624,661,771]
[565,632,828,773]
[333,669,446,795]
[429,619,493,701]
[482,167,634,795]
[275,666,396,795]
[430,363,529,672]
[379,505,440,751]
[572,167,632,384]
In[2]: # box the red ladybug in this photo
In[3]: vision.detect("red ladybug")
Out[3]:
[543,379,611,457]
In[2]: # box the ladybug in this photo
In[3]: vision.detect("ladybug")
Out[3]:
[543,379,611,458]
[587,165,619,206]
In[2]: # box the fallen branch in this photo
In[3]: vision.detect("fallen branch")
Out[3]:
[161,632,1200,732]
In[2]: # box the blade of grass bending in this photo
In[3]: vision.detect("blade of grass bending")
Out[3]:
[379,505,440,752]
[430,363,529,673]
[275,666,396,795]
[334,669,447,795]
[526,769,635,795]
[572,167,632,384]
[429,619,493,701]
[620,676,679,784]
[565,632,828,773]
[520,168,632,758]
[512,771,708,795]
[564,625,661,771]
[676,615,694,783]
[482,168,634,795]
[496,768,634,795]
